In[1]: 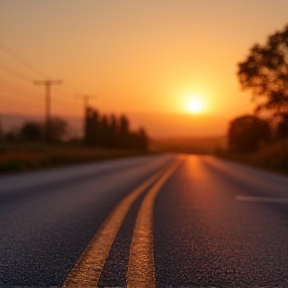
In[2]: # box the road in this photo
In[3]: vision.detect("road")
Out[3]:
[1,154,288,287]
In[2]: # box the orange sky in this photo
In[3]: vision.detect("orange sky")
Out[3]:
[1,1,288,137]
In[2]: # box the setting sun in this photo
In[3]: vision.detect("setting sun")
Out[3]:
[187,99,203,114]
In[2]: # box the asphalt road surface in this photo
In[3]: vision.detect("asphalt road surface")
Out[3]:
[1,154,288,288]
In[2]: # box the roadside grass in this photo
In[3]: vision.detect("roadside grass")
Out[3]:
[215,140,288,175]
[0,141,151,174]
[255,141,288,173]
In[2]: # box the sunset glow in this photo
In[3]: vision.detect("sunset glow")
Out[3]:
[1,1,288,137]
[188,99,203,114]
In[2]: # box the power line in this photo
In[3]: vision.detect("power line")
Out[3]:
[53,91,78,101]
[0,93,42,108]
[1,78,41,97]
[0,41,91,123]
[0,40,49,78]
[0,61,87,105]
[0,82,78,116]
[0,92,76,111]
[0,78,78,105]
[0,41,89,107]
[0,60,32,82]
[0,42,81,126]
[0,92,42,104]
[59,80,80,95]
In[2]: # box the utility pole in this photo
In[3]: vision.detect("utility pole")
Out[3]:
[34,79,62,141]
[76,94,97,112]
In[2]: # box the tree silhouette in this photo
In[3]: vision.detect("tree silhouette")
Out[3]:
[276,113,288,140]
[228,115,271,153]
[48,117,68,142]
[20,121,43,141]
[119,115,130,149]
[238,24,288,114]
[108,114,118,148]
[84,107,149,151]
[99,115,109,147]
[135,127,148,151]
[0,121,3,140]
[84,107,100,146]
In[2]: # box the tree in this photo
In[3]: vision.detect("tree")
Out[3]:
[276,113,288,140]
[83,108,150,150]
[238,25,288,114]
[48,117,68,142]
[228,115,271,153]
[84,107,100,146]
[0,121,3,141]
[136,127,149,151]
[107,114,118,148]
[20,121,43,141]
[5,128,19,141]
[99,115,109,147]
[119,115,130,149]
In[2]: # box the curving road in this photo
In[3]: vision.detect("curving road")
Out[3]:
[1,154,288,287]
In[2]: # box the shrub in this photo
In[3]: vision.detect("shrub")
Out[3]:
[228,115,271,153]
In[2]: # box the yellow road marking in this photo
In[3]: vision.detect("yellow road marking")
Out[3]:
[127,159,182,288]
[62,166,169,288]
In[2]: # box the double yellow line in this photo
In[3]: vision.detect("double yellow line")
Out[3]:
[62,158,182,288]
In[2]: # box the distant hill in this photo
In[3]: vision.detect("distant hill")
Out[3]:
[120,112,229,138]
[0,113,83,138]
[150,136,227,154]
[0,113,42,131]
[0,111,229,139]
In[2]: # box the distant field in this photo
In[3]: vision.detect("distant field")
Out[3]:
[150,135,227,154]
[0,136,228,174]
[0,142,150,174]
